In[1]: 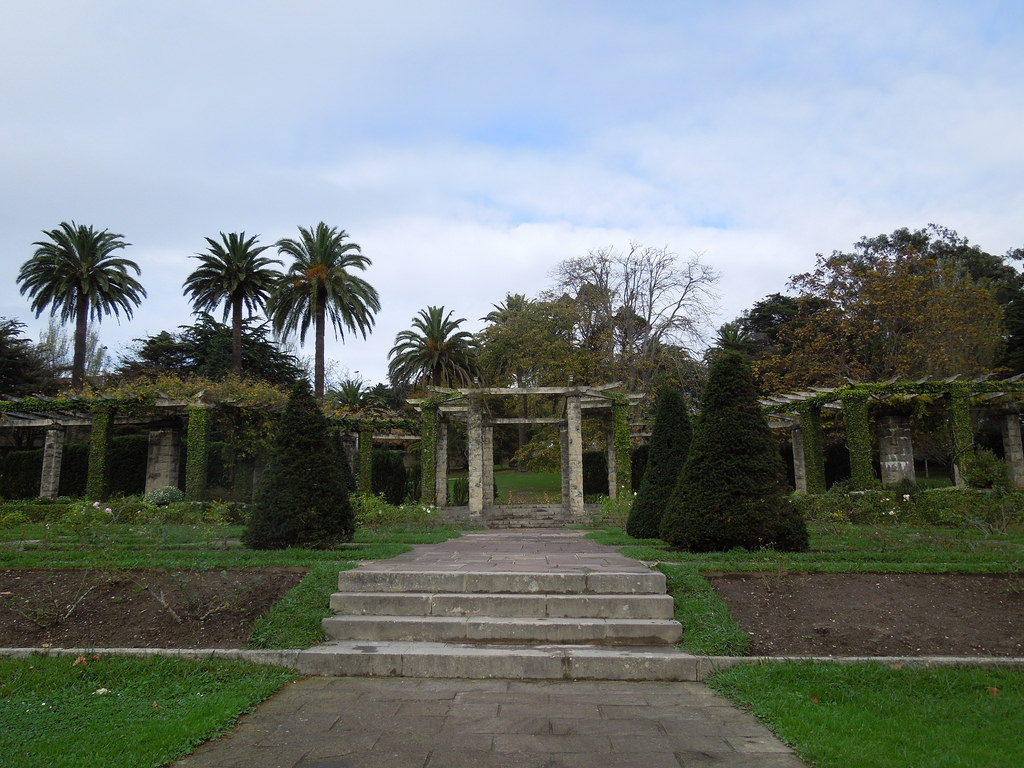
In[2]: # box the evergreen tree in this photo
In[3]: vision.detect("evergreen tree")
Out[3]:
[627,385,691,539]
[660,352,808,552]
[243,381,353,549]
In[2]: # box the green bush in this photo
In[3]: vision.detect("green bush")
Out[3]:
[583,451,609,496]
[449,476,469,506]
[660,352,809,552]
[963,448,1009,490]
[631,444,649,490]
[243,382,353,549]
[628,385,691,539]
[371,447,407,505]
[0,449,43,499]
[351,493,445,530]
[144,486,185,506]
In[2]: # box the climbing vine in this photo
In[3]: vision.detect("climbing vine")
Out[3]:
[611,396,632,496]
[185,406,211,502]
[419,403,438,504]
[358,424,373,494]
[85,410,113,500]
[797,403,826,494]
[948,385,973,483]
[841,392,874,489]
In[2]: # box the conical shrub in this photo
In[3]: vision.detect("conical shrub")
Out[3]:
[242,381,354,549]
[659,352,808,552]
[627,385,691,539]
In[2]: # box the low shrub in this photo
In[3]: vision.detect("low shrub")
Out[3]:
[144,486,185,506]
[351,493,445,531]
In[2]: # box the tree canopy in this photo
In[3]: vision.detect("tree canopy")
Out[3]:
[268,222,379,398]
[388,305,480,388]
[17,222,145,390]
[183,231,281,376]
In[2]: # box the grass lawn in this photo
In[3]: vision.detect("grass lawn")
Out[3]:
[709,662,1024,768]
[0,654,298,768]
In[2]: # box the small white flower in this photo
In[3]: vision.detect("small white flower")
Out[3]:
[92,688,109,696]
[92,501,101,509]
[902,494,910,502]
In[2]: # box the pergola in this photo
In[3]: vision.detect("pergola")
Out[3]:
[762,375,1024,491]
[411,383,643,516]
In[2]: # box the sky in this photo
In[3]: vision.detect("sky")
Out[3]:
[2,1,1023,387]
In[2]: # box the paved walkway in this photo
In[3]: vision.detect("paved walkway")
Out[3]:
[171,530,808,768]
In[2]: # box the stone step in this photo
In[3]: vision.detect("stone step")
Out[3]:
[320,615,683,645]
[329,591,675,619]
[296,641,709,681]
[336,570,667,595]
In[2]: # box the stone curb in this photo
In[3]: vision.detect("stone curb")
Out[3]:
[4,646,1023,681]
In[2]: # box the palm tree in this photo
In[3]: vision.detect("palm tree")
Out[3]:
[267,223,380,398]
[17,221,145,390]
[388,306,480,388]
[183,232,282,376]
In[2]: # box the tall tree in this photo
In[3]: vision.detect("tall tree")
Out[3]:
[0,318,45,395]
[626,384,691,539]
[268,223,380,398]
[388,306,479,388]
[116,314,303,386]
[183,231,281,376]
[17,221,145,390]
[547,243,718,389]
[660,352,808,552]
[752,227,1004,393]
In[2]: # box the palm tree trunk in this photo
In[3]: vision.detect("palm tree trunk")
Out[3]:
[231,297,243,376]
[315,299,326,398]
[73,293,88,391]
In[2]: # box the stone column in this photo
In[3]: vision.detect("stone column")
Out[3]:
[606,418,618,500]
[1001,412,1024,490]
[566,393,584,516]
[559,426,569,506]
[792,426,808,493]
[483,425,494,506]
[467,397,484,513]
[39,427,65,498]
[435,420,449,506]
[877,412,915,487]
[146,428,182,494]
[842,394,874,489]
[358,425,373,494]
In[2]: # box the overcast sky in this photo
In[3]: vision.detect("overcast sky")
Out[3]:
[2,1,1023,387]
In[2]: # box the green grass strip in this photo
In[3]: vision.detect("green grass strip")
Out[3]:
[708,662,1024,768]
[248,561,354,649]
[658,563,749,656]
[0,655,297,768]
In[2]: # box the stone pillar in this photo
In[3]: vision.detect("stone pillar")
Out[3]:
[559,426,570,504]
[1001,412,1024,490]
[566,393,584,516]
[799,406,826,493]
[146,428,182,494]
[39,427,65,498]
[792,426,808,493]
[606,419,618,500]
[877,412,915,487]
[948,393,972,487]
[86,411,113,500]
[467,397,484,513]
[435,420,449,506]
[482,425,494,505]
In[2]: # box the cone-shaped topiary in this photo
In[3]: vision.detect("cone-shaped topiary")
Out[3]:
[243,381,354,549]
[627,385,691,539]
[659,351,808,552]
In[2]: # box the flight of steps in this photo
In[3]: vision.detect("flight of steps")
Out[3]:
[295,568,705,680]
[483,505,574,528]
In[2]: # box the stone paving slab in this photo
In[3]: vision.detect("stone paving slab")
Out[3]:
[169,677,808,768]
[354,529,651,573]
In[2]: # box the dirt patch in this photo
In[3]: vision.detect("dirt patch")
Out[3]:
[708,572,1024,657]
[0,568,307,649]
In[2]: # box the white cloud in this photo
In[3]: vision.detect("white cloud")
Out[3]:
[2,1,1023,387]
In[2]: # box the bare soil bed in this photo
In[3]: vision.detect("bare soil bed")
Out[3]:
[708,572,1024,657]
[0,568,307,649]
[2,569,1022,655]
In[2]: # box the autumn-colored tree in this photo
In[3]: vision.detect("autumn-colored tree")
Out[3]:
[751,227,1004,393]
